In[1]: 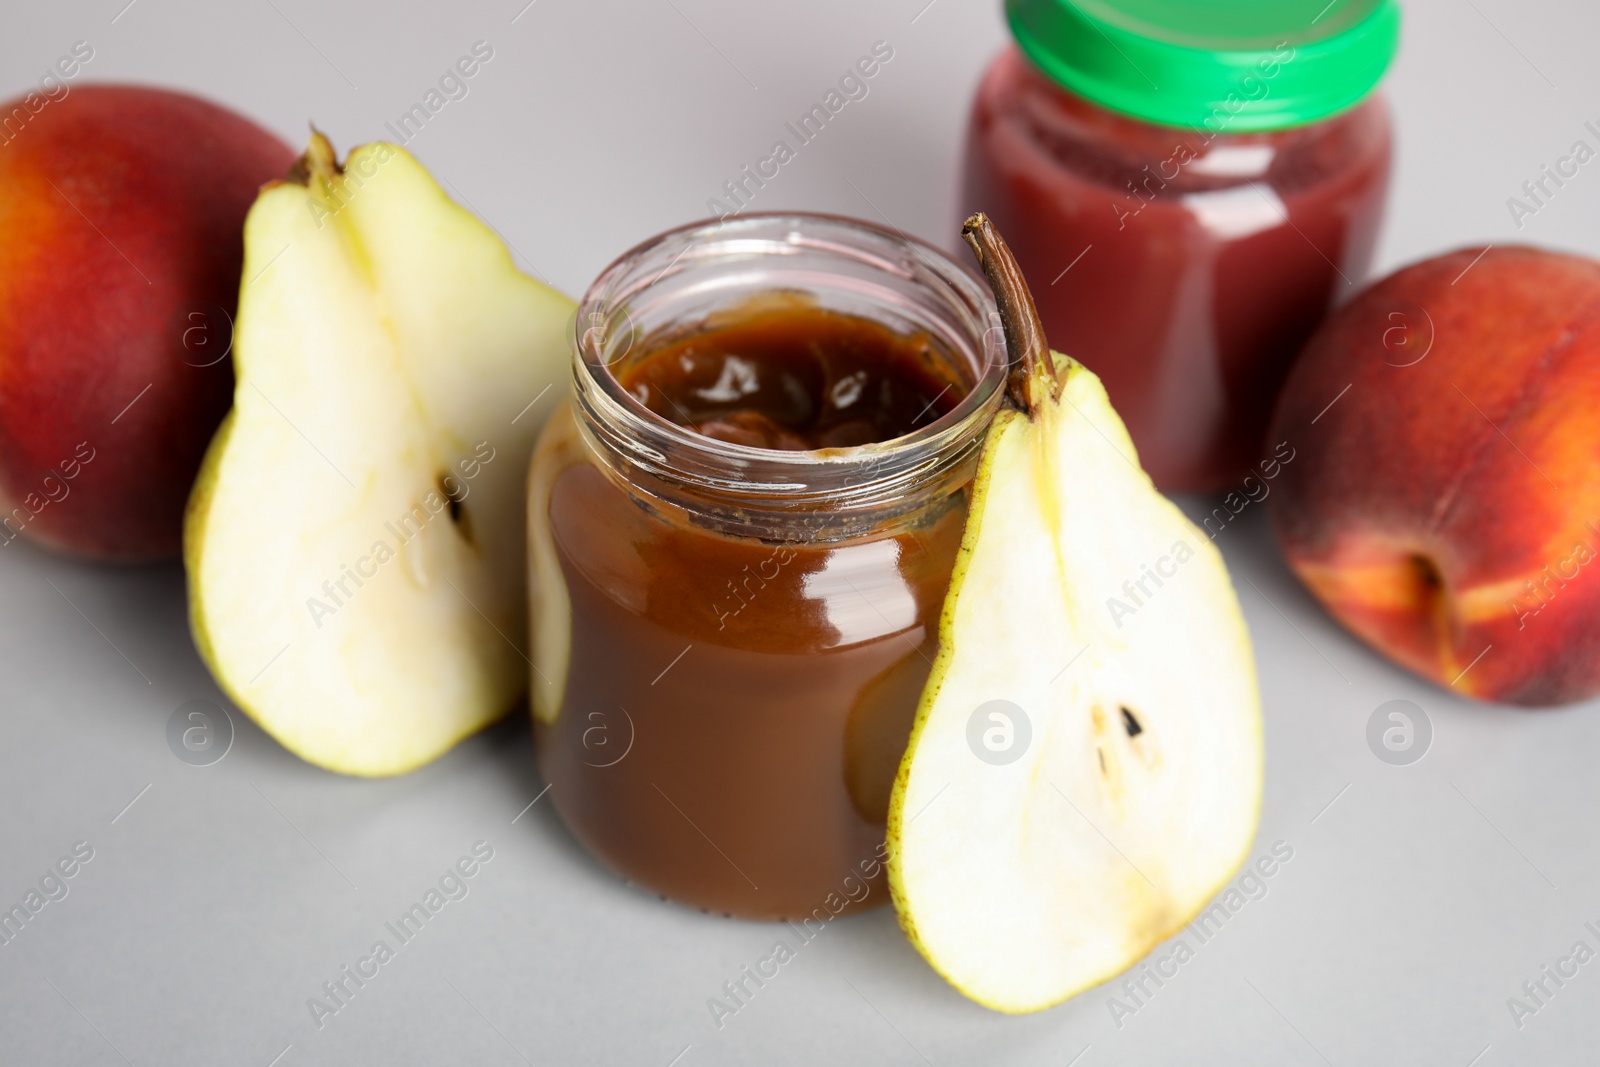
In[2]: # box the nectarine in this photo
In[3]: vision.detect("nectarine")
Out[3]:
[0,85,293,560]
[1269,246,1600,706]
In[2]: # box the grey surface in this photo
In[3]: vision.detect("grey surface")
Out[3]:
[4,1,1600,1063]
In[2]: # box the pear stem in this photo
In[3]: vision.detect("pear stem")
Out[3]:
[286,127,341,186]
[961,213,1055,415]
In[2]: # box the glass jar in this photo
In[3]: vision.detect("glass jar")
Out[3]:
[962,0,1399,491]
[526,214,1006,920]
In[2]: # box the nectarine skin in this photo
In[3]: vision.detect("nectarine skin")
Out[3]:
[1269,246,1600,706]
[0,85,293,560]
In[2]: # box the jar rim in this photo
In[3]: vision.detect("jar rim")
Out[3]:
[570,212,1008,513]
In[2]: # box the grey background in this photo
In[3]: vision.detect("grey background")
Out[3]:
[3,0,1599,1063]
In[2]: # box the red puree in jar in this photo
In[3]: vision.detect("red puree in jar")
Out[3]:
[962,0,1400,489]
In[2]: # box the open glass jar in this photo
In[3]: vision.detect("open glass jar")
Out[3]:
[526,214,1006,920]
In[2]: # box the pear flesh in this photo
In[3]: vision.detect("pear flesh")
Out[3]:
[185,134,574,776]
[888,355,1262,1014]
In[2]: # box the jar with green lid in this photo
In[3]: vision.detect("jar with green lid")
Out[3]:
[961,0,1400,490]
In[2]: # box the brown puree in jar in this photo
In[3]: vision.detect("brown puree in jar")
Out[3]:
[620,300,966,449]
[532,301,975,920]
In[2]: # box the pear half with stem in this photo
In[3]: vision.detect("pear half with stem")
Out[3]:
[184,133,574,776]
[886,215,1262,1013]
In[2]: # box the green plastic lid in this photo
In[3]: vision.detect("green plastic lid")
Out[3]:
[1006,0,1401,131]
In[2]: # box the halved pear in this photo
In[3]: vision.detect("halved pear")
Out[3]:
[185,133,574,776]
[887,217,1262,1013]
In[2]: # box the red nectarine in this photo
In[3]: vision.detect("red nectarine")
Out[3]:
[1269,246,1600,706]
[0,84,293,560]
